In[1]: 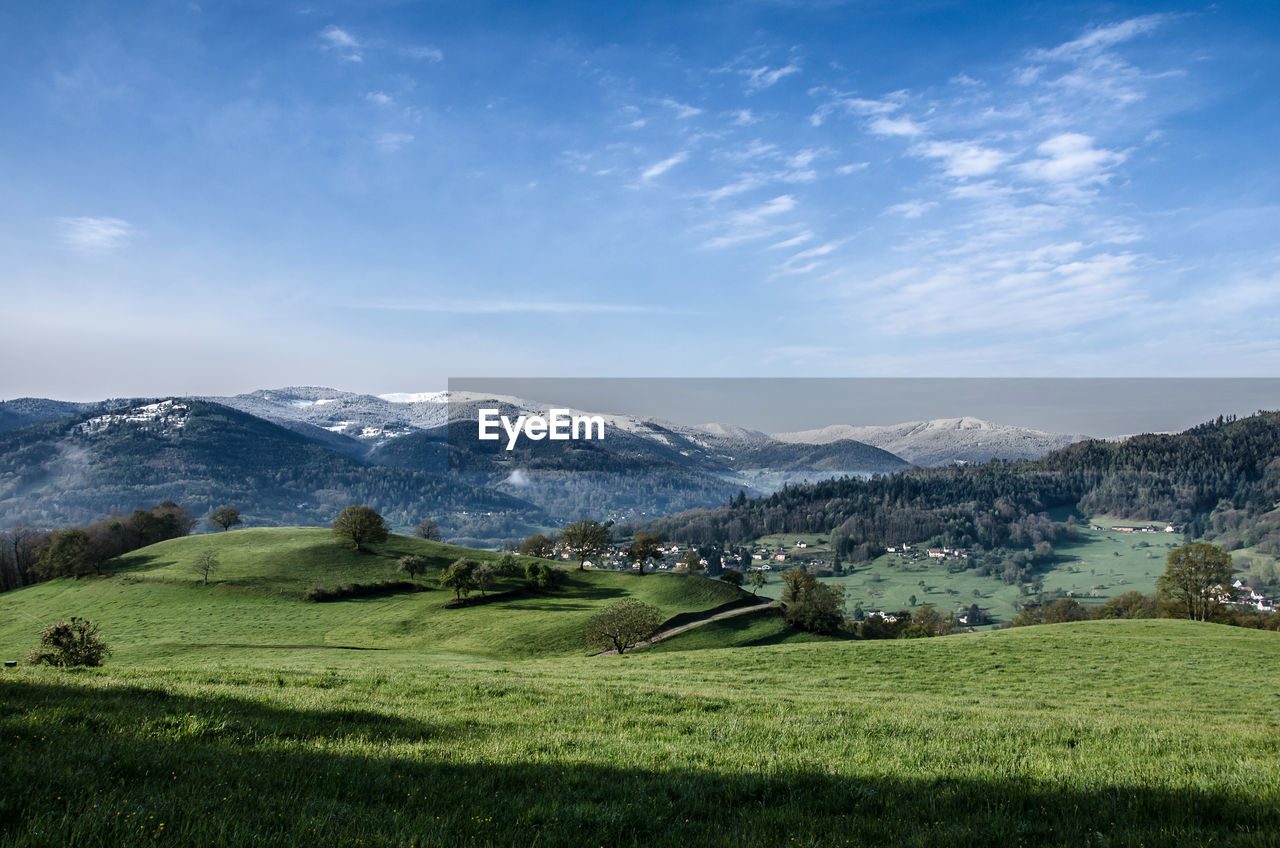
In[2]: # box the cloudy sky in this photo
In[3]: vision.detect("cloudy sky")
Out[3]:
[2,1,1278,399]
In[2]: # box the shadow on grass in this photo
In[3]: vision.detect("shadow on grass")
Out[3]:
[1,676,1275,847]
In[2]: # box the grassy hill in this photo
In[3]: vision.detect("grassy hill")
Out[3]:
[1,619,1277,846]
[1,528,1278,845]
[0,528,751,663]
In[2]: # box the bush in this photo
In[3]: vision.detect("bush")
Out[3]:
[525,561,558,589]
[27,617,111,667]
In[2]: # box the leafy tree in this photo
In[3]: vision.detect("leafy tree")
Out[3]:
[331,505,389,553]
[519,534,556,559]
[27,617,111,667]
[1095,591,1157,619]
[398,555,429,580]
[678,549,701,573]
[1042,597,1089,624]
[473,563,495,597]
[192,549,219,585]
[560,520,610,570]
[749,569,768,595]
[208,507,242,532]
[780,568,845,635]
[627,531,663,576]
[36,528,101,579]
[495,553,523,577]
[525,560,557,589]
[413,518,443,541]
[441,558,479,601]
[719,569,745,586]
[1157,542,1237,621]
[585,599,662,654]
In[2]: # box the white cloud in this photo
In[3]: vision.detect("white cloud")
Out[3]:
[374,132,414,152]
[729,109,758,126]
[366,91,393,106]
[660,98,702,119]
[319,25,362,62]
[835,162,869,175]
[869,116,924,137]
[57,217,136,252]
[1033,15,1168,62]
[886,200,937,219]
[914,140,1009,178]
[778,240,843,275]
[1018,133,1125,186]
[404,45,444,62]
[702,195,797,249]
[770,231,814,250]
[641,151,689,181]
[745,63,800,92]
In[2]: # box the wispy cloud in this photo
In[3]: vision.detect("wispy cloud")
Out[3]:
[403,45,444,62]
[868,115,924,137]
[885,200,937,219]
[366,91,393,106]
[57,217,136,252]
[913,140,1009,177]
[702,194,798,249]
[367,300,671,315]
[659,98,702,119]
[374,132,414,152]
[641,151,689,181]
[745,63,800,92]
[1017,133,1125,188]
[319,25,362,62]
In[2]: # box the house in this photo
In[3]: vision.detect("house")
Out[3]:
[927,548,945,559]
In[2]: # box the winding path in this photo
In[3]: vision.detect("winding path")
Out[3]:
[596,597,775,655]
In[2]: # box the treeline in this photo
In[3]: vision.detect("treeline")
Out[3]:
[0,501,195,591]
[1009,592,1280,632]
[637,412,1280,558]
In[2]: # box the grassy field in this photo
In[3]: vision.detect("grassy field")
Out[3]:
[2,621,1278,846]
[752,523,1187,623]
[0,529,752,663]
[2,528,1279,846]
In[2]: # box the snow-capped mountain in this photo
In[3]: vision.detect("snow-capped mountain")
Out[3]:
[773,417,1090,466]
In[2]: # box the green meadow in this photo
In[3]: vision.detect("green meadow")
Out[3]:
[752,523,1185,623]
[1,528,1278,846]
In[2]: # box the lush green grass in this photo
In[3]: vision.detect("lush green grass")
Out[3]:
[3,529,1279,846]
[0,529,750,663]
[2,620,1278,846]
[753,523,1186,624]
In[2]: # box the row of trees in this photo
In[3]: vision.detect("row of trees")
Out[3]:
[0,501,198,589]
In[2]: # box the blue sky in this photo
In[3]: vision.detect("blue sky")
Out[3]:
[2,1,1278,399]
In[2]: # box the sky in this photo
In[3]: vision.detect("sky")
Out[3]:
[2,0,1279,401]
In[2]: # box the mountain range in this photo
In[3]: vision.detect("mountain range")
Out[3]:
[0,387,1093,543]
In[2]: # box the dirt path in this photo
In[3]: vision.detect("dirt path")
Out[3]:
[596,597,775,655]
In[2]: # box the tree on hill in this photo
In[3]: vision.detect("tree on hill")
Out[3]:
[780,568,845,635]
[192,549,219,585]
[678,549,701,573]
[36,528,102,579]
[1158,542,1237,622]
[560,520,610,570]
[719,569,745,586]
[627,532,663,576]
[749,569,768,595]
[208,507,242,532]
[519,533,556,559]
[331,505,389,553]
[585,599,662,654]
[473,562,495,597]
[525,560,557,589]
[398,555,429,580]
[441,558,479,601]
[413,518,442,541]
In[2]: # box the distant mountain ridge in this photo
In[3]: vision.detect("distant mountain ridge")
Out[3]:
[774,417,1090,466]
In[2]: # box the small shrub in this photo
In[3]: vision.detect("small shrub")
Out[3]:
[27,617,111,667]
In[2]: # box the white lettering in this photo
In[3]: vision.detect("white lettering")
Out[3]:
[501,414,526,450]
[573,414,605,440]
[478,408,501,440]
[548,408,571,440]
[525,416,547,440]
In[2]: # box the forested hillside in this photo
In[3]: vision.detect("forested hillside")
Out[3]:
[642,412,1280,559]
